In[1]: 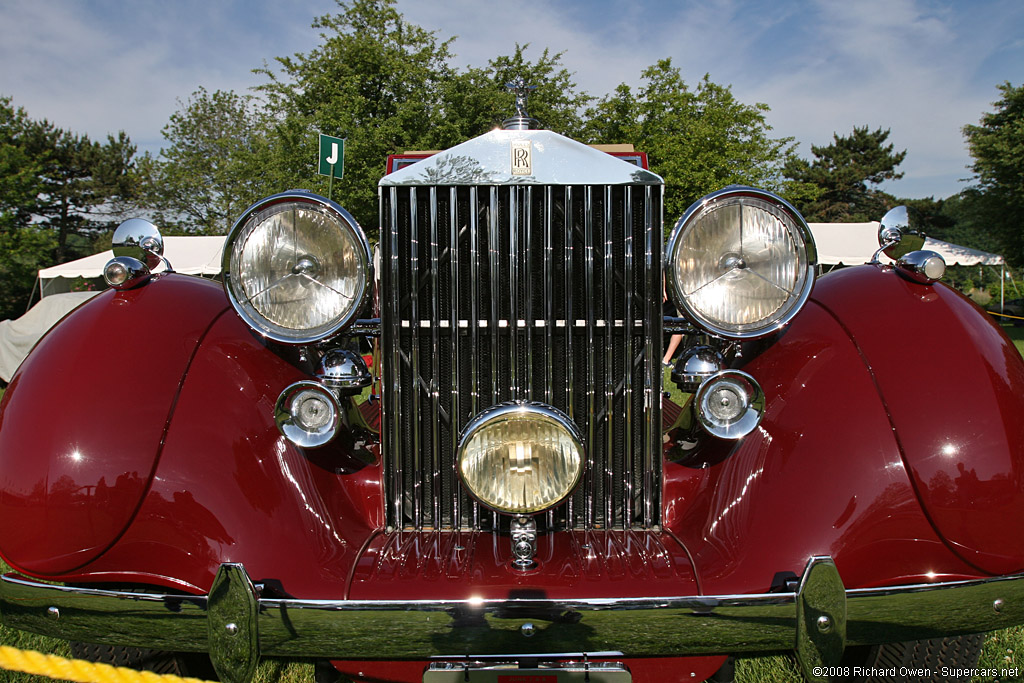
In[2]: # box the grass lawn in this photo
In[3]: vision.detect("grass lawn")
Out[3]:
[1002,322,1024,357]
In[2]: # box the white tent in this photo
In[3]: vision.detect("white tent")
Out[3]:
[809,222,1011,309]
[808,222,1005,267]
[0,291,100,382]
[37,235,224,298]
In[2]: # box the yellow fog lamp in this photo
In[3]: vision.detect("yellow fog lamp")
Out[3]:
[457,403,584,515]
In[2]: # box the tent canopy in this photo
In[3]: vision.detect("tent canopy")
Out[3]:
[38,236,224,297]
[808,222,1004,267]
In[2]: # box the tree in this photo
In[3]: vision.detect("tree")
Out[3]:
[581,59,797,223]
[28,124,138,262]
[256,0,458,229]
[963,82,1024,265]
[430,45,592,146]
[783,126,906,223]
[139,88,274,234]
[0,97,136,319]
[0,97,42,231]
[0,97,52,319]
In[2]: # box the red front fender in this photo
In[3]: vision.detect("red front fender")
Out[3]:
[812,264,1024,575]
[0,275,230,576]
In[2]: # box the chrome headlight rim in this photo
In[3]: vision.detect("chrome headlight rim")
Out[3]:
[222,191,372,345]
[665,186,817,340]
[456,401,585,516]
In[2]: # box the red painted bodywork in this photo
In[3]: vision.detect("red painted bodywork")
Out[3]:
[0,263,1022,682]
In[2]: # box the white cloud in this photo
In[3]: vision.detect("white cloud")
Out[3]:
[1,0,1021,199]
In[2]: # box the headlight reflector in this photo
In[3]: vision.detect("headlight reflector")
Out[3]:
[666,187,816,338]
[224,192,371,344]
[457,403,584,515]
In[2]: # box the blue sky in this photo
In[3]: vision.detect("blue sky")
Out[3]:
[1,0,1022,201]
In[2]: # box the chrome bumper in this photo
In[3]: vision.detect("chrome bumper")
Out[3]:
[1,557,1022,683]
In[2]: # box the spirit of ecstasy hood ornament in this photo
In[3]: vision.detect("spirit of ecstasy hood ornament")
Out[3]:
[503,77,539,130]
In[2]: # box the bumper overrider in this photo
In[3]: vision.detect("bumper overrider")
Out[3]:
[0,557,1022,683]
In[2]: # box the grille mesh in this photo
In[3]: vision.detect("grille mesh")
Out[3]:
[381,184,662,531]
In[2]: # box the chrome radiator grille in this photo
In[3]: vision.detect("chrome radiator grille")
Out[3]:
[380,184,663,531]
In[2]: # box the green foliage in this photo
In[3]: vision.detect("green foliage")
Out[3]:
[431,45,592,145]
[27,124,137,263]
[255,0,457,230]
[963,82,1024,266]
[581,59,796,224]
[139,87,275,235]
[784,126,906,222]
[0,97,42,233]
[0,97,135,320]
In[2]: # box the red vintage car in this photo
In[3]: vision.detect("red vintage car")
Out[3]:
[1,97,1023,683]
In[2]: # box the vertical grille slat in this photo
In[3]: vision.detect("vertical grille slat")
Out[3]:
[381,182,662,532]
[449,187,461,528]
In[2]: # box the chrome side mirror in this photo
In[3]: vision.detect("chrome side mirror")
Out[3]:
[874,206,925,261]
[104,218,173,290]
[112,218,170,271]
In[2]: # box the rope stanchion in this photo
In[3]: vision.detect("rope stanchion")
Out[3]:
[0,645,216,683]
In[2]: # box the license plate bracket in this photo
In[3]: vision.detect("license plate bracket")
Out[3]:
[424,662,631,683]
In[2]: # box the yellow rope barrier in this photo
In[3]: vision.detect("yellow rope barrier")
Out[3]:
[0,646,216,683]
[988,310,1024,321]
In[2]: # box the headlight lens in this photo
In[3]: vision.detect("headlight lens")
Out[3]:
[223,192,371,344]
[666,187,816,338]
[457,403,584,515]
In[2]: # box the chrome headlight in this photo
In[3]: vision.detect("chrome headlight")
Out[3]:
[666,187,816,339]
[457,403,584,515]
[223,192,371,344]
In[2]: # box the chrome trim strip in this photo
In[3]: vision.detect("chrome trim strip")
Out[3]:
[564,186,575,525]
[450,187,461,528]
[4,562,1024,667]
[543,187,554,406]
[584,186,596,529]
[623,188,634,525]
[524,186,534,402]
[387,188,402,529]
[429,186,441,525]
[643,185,659,528]
[603,186,615,527]
[469,186,481,528]
[509,187,519,399]
[410,187,423,529]
[489,187,500,406]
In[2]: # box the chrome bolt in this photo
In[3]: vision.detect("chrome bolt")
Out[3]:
[225,623,239,636]
[521,622,535,637]
[46,607,59,621]
[816,615,833,633]
[994,599,1005,614]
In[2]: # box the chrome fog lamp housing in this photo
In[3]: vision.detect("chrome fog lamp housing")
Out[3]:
[457,402,584,515]
[896,250,946,284]
[666,187,816,339]
[275,381,341,448]
[103,256,150,290]
[695,370,765,440]
[223,192,372,345]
